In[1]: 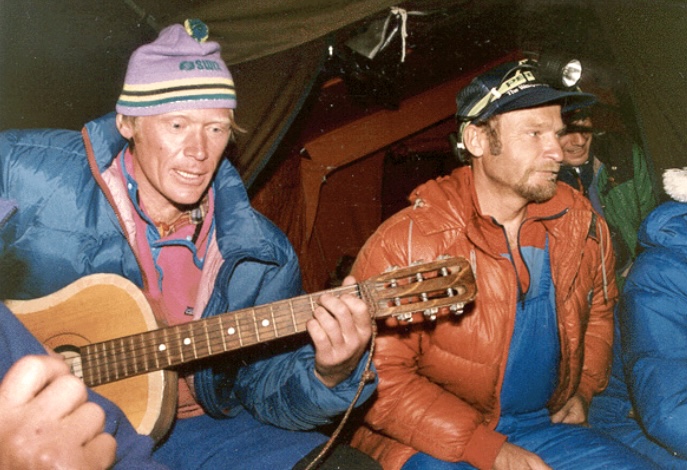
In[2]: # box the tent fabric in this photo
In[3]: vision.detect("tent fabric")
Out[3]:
[2,1,686,290]
[2,1,684,187]
[135,0,400,65]
[592,0,687,180]
[229,40,327,187]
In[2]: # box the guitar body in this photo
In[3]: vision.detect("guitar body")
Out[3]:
[6,274,176,442]
[3,257,476,443]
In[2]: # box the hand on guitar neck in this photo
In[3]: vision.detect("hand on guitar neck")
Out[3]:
[309,276,372,388]
[0,355,116,470]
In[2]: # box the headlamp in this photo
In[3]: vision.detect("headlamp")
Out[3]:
[561,60,582,88]
[537,56,583,90]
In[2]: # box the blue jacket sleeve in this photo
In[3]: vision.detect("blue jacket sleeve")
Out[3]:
[230,251,377,430]
[620,247,687,458]
[0,303,167,469]
[234,345,376,430]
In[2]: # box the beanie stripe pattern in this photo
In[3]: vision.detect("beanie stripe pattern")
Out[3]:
[116,20,236,116]
[117,77,236,111]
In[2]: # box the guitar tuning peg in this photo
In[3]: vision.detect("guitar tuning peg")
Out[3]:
[394,312,414,323]
[450,303,465,315]
[436,254,451,260]
[384,265,400,273]
[423,307,438,321]
[410,259,426,266]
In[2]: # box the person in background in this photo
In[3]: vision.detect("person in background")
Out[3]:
[348,59,657,469]
[587,167,687,469]
[558,105,658,289]
[0,199,162,469]
[0,20,378,469]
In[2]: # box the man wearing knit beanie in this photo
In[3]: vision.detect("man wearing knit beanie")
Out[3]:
[0,19,378,469]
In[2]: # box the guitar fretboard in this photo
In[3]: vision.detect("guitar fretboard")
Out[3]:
[80,284,360,387]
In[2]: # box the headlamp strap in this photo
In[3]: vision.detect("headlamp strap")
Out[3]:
[464,69,537,120]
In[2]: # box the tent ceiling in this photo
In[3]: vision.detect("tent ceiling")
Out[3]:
[1,1,684,191]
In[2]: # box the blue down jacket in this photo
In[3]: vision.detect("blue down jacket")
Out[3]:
[589,200,687,466]
[0,114,374,434]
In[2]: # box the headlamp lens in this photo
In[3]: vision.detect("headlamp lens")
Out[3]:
[561,59,582,88]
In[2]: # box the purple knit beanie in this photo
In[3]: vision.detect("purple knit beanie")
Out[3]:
[116,19,236,116]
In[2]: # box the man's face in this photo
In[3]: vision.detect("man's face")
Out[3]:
[475,105,565,204]
[559,117,593,167]
[117,108,232,218]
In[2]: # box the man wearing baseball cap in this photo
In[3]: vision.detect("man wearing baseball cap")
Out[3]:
[0,20,378,469]
[348,60,658,469]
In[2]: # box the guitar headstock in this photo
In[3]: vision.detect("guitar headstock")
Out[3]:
[359,256,477,323]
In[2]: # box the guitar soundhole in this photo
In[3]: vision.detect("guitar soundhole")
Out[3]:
[54,345,84,380]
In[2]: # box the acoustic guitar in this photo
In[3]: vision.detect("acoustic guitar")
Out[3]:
[6,256,476,442]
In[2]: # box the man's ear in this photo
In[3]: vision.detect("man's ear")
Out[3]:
[115,114,134,140]
[463,124,485,158]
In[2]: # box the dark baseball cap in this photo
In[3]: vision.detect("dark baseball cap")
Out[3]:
[456,60,597,125]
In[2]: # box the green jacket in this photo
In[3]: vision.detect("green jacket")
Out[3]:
[593,133,658,288]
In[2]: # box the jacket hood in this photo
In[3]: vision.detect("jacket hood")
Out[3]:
[638,168,687,253]
[83,113,128,173]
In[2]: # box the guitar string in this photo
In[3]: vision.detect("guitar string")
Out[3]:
[75,269,461,384]
[73,297,344,381]
[73,284,361,383]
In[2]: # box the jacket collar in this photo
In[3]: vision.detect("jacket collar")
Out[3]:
[83,113,127,174]
[406,167,596,262]
[408,166,572,233]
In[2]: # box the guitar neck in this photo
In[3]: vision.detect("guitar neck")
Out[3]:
[81,284,359,387]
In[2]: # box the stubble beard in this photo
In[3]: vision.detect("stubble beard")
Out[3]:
[514,168,558,203]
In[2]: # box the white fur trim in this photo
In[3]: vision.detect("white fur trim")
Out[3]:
[663,167,687,203]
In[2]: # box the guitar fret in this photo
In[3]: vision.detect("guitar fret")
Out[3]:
[135,334,144,374]
[176,325,186,364]
[102,342,111,384]
[218,316,228,351]
[309,295,315,320]
[98,342,108,384]
[269,304,277,337]
[101,342,111,383]
[119,336,127,378]
[113,340,122,381]
[236,315,244,347]
[163,329,172,367]
[95,342,105,384]
[83,345,94,385]
[129,335,138,376]
[172,327,183,364]
[289,299,297,331]
[202,320,212,357]
[152,331,161,371]
[188,322,198,360]
[252,309,261,344]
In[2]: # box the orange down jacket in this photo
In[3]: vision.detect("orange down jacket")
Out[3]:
[350,166,617,470]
